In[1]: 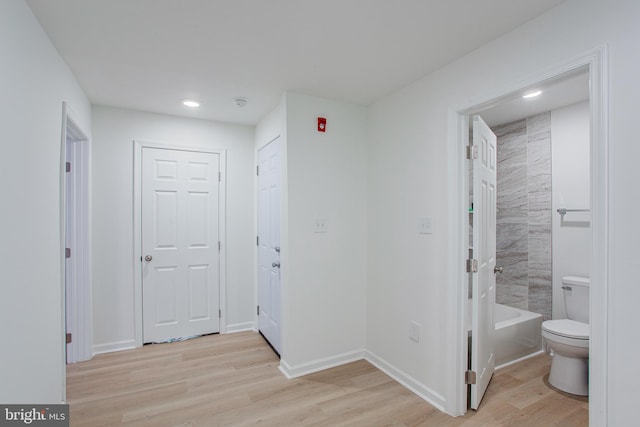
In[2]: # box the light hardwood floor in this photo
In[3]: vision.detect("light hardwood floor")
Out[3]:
[67,332,588,426]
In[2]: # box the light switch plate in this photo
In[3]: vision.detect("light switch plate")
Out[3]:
[409,321,420,343]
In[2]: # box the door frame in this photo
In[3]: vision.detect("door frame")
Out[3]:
[63,105,92,364]
[446,45,609,423]
[60,102,91,398]
[133,140,227,347]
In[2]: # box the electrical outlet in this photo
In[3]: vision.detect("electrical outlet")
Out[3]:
[409,321,420,343]
[418,217,433,234]
[313,218,328,233]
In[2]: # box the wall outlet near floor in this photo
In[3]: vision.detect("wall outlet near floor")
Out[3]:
[409,321,420,343]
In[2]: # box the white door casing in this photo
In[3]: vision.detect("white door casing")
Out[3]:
[257,138,281,353]
[470,115,497,409]
[450,51,607,421]
[62,103,91,365]
[141,147,221,343]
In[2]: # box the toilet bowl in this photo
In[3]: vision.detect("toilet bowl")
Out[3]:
[541,276,590,396]
[541,319,589,395]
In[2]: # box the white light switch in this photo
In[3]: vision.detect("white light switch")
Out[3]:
[313,218,328,233]
[409,321,420,343]
[418,217,433,234]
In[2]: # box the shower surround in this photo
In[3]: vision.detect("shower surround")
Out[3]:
[493,112,552,320]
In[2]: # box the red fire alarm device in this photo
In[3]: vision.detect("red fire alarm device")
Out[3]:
[317,117,327,132]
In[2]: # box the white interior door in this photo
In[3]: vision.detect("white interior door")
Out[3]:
[142,147,220,343]
[63,110,91,364]
[470,115,497,409]
[65,139,78,362]
[258,138,281,354]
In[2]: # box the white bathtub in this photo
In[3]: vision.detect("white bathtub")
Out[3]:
[494,303,543,368]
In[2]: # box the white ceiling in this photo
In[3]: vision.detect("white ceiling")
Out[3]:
[480,70,590,127]
[26,0,567,125]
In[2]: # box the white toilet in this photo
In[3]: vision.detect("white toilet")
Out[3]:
[541,276,590,396]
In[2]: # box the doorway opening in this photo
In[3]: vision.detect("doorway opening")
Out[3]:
[449,47,608,423]
[62,102,91,366]
[467,69,591,409]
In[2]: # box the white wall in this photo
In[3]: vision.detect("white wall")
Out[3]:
[0,0,91,403]
[91,106,255,352]
[551,101,591,319]
[279,93,367,375]
[367,0,640,423]
[366,78,450,406]
[255,96,285,151]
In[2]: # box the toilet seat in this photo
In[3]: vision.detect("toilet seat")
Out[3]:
[542,319,589,349]
[542,319,589,340]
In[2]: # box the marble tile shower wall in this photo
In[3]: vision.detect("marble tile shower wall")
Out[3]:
[493,113,552,320]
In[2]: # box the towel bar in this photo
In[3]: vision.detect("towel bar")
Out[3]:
[557,208,590,215]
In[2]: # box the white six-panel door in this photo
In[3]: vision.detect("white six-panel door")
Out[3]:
[142,147,220,343]
[258,138,281,353]
[470,116,497,409]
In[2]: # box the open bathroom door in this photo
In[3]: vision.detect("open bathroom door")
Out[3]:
[470,115,497,409]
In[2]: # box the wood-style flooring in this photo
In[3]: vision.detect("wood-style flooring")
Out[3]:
[66,332,588,426]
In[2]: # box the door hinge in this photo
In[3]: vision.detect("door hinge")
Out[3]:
[466,259,478,273]
[219,171,222,182]
[256,236,259,246]
[218,241,221,251]
[66,333,72,344]
[466,145,478,160]
[256,165,259,176]
[465,370,477,385]
[66,162,71,173]
[219,309,222,319]
[257,305,260,316]
[65,248,71,259]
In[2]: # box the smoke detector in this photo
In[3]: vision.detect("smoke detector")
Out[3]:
[233,97,248,107]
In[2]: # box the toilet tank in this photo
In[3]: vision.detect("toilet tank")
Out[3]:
[562,276,590,323]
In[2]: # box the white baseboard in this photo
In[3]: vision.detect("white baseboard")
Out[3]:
[278,348,446,412]
[92,339,136,355]
[93,326,257,355]
[364,350,447,412]
[224,322,256,334]
[279,350,366,379]
[496,349,545,370]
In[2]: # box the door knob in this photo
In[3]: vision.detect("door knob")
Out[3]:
[145,255,153,262]
[494,266,503,274]
[272,262,280,268]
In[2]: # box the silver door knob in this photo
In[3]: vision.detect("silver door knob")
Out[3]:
[145,255,153,262]
[272,262,280,268]
[494,266,503,273]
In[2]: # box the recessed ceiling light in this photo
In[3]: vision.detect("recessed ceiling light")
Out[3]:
[182,99,200,108]
[522,90,542,99]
